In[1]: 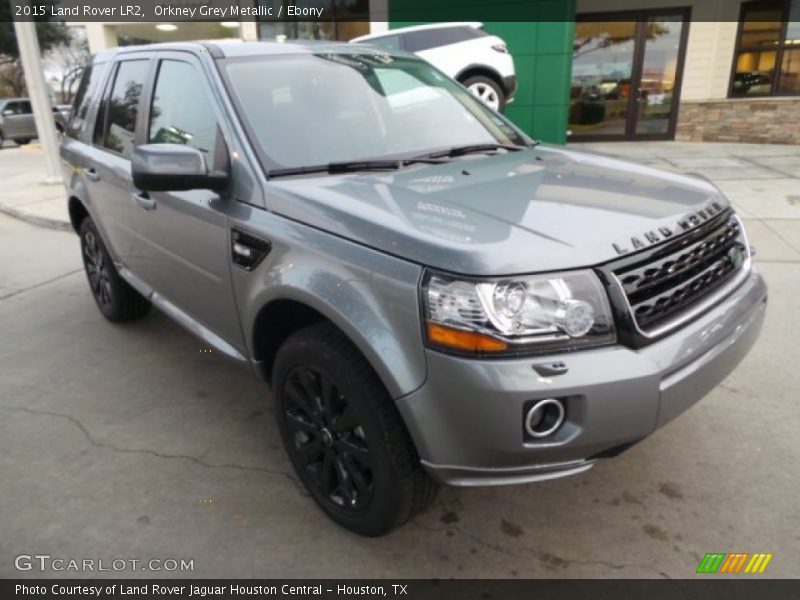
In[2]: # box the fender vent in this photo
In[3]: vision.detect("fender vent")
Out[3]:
[231,229,271,271]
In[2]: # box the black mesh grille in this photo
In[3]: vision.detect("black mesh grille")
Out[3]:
[613,215,747,332]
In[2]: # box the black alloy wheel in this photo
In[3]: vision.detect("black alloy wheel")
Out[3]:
[273,322,437,536]
[282,365,374,511]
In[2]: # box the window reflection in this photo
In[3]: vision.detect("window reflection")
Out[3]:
[732,0,800,96]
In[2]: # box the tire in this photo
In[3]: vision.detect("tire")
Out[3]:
[462,75,506,112]
[79,217,151,322]
[14,138,31,145]
[273,322,437,536]
[0,130,5,148]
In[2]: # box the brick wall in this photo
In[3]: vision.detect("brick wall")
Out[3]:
[676,99,800,144]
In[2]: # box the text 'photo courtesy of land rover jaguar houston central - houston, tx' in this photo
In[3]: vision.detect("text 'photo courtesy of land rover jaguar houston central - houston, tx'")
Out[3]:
[61,40,767,536]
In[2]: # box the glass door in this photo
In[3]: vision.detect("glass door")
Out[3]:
[633,14,687,136]
[570,20,638,138]
[569,10,689,141]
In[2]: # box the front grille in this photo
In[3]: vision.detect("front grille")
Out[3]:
[612,213,748,334]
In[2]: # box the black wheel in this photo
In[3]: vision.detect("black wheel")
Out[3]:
[79,217,151,322]
[14,138,31,145]
[273,322,437,536]
[0,130,5,148]
[462,75,506,112]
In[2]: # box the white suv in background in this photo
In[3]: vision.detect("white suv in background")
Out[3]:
[351,22,516,112]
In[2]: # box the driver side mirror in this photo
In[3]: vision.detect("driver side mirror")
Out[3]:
[132,144,228,192]
[2,109,14,117]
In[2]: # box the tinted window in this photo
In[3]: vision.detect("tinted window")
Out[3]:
[67,63,108,142]
[100,60,149,158]
[357,34,402,50]
[3,101,32,115]
[149,60,220,157]
[403,27,477,52]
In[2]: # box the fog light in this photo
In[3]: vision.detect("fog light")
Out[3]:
[525,398,565,439]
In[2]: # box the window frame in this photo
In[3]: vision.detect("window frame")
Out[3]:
[729,0,800,98]
[146,57,224,162]
[92,54,154,159]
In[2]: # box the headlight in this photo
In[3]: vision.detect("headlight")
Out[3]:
[422,269,616,356]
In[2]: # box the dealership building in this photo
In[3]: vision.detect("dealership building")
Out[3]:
[78,0,800,145]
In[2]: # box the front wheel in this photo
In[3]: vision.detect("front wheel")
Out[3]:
[14,138,31,146]
[463,75,506,112]
[273,322,436,536]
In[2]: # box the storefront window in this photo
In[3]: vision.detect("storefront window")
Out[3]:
[731,0,800,96]
[257,1,369,42]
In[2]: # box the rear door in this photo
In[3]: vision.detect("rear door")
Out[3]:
[127,51,245,351]
[86,54,154,264]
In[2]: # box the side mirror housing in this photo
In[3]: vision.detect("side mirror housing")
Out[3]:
[132,144,228,192]
[2,109,14,117]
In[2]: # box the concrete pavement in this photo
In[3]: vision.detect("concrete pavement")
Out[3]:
[0,143,70,230]
[1,142,799,579]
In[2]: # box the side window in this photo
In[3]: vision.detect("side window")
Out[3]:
[67,63,108,142]
[148,60,220,158]
[360,34,402,51]
[404,28,473,52]
[20,101,32,114]
[2,101,20,115]
[99,59,149,159]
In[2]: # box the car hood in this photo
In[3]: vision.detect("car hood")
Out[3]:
[266,145,729,276]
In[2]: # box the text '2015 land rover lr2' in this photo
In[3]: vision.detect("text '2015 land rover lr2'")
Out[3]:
[62,41,767,536]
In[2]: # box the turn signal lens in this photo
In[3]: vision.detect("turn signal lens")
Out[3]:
[426,323,508,353]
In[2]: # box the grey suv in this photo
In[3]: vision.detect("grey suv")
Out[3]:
[0,98,71,146]
[61,41,767,536]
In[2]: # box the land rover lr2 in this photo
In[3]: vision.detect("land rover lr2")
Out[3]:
[61,41,767,536]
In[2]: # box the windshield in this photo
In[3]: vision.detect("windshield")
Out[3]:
[222,52,527,171]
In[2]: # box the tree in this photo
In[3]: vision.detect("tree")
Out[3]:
[45,32,89,103]
[0,0,71,95]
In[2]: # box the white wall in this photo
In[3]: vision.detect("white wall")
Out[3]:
[576,0,743,101]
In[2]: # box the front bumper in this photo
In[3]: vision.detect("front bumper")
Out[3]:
[396,269,767,486]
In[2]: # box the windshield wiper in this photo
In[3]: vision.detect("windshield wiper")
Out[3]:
[268,157,447,179]
[419,143,526,160]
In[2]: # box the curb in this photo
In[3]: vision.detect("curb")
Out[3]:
[0,203,72,232]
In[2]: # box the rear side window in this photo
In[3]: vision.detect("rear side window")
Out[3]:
[3,101,32,115]
[148,60,220,158]
[96,59,149,159]
[358,34,402,50]
[67,63,108,142]
[403,27,479,52]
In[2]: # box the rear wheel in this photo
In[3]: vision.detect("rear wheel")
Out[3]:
[0,130,5,148]
[463,75,505,112]
[273,322,436,536]
[79,217,151,322]
[14,138,31,145]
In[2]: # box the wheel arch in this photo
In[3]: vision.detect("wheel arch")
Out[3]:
[68,195,90,233]
[455,64,505,90]
[248,286,424,400]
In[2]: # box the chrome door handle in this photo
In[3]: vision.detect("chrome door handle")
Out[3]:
[132,191,156,211]
[84,167,100,182]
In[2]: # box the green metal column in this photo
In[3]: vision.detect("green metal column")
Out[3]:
[389,0,576,144]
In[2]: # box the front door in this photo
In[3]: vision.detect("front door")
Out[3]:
[127,53,246,353]
[569,9,690,141]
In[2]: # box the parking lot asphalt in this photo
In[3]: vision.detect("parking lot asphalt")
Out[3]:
[1,144,799,579]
